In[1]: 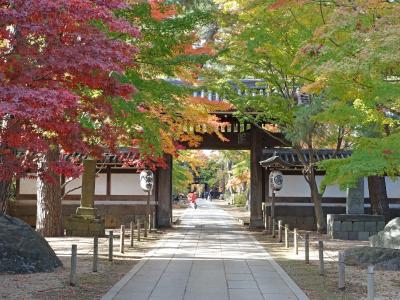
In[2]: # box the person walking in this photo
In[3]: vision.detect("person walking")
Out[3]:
[187,191,197,209]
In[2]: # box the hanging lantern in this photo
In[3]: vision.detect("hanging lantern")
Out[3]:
[140,170,154,192]
[269,170,283,191]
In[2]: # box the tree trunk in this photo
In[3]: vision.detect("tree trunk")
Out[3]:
[0,180,11,214]
[368,176,390,222]
[36,148,63,237]
[308,171,326,233]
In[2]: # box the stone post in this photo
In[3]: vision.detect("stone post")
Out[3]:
[346,179,364,214]
[76,159,97,217]
[65,159,105,236]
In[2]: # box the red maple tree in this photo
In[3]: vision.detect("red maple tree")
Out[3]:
[0,0,139,235]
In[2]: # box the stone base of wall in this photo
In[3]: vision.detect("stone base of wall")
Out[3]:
[9,203,156,229]
[327,214,385,241]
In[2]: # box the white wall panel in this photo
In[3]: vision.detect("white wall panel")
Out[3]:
[95,174,107,195]
[111,174,150,196]
[386,177,400,198]
[19,178,36,194]
[270,175,347,198]
[66,177,82,195]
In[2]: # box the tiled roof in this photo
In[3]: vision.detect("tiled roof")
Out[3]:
[63,148,140,165]
[260,148,351,170]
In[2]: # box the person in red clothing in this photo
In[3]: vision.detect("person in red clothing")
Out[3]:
[187,191,197,209]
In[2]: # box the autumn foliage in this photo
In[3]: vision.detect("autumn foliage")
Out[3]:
[0,0,142,180]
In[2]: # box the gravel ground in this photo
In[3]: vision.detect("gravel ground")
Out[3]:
[0,229,165,300]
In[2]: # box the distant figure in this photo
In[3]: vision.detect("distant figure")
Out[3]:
[187,192,197,209]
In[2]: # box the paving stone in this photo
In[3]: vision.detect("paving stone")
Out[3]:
[102,199,308,300]
[229,288,264,300]
[228,280,258,289]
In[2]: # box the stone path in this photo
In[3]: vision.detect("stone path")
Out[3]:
[102,199,309,300]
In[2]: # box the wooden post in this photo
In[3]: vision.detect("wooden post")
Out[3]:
[263,204,267,232]
[146,190,150,234]
[108,231,113,261]
[318,241,324,276]
[148,213,152,232]
[272,218,276,238]
[152,211,156,231]
[305,233,309,264]
[70,244,77,286]
[284,224,289,248]
[144,218,148,238]
[120,225,125,254]
[294,228,298,255]
[137,219,141,241]
[93,236,98,272]
[271,190,275,231]
[130,221,134,247]
[367,265,375,300]
[338,251,345,290]
[278,220,283,243]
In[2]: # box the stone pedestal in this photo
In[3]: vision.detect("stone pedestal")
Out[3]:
[65,215,105,237]
[327,214,385,241]
[65,159,105,237]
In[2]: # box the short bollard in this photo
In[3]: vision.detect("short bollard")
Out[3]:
[152,211,156,231]
[318,240,324,276]
[130,221,134,247]
[278,220,283,243]
[108,231,113,261]
[367,265,375,300]
[294,228,298,255]
[305,233,309,264]
[120,225,125,254]
[93,236,98,272]
[284,224,289,248]
[137,219,141,241]
[144,218,148,238]
[70,244,77,286]
[272,218,276,238]
[148,213,152,232]
[338,251,345,290]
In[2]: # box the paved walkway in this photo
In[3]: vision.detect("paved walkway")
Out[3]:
[102,199,309,300]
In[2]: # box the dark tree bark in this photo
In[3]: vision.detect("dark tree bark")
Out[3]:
[307,168,326,233]
[0,180,11,214]
[368,176,390,222]
[36,148,63,237]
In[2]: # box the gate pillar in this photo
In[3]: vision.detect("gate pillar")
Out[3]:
[156,155,173,227]
[250,126,264,228]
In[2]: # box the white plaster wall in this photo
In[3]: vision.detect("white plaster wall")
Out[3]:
[385,177,400,198]
[19,177,36,194]
[95,174,107,195]
[111,173,150,196]
[66,176,82,195]
[270,175,373,198]
[20,174,106,196]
